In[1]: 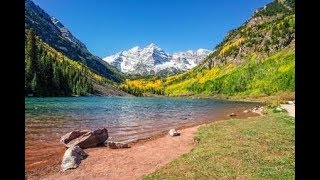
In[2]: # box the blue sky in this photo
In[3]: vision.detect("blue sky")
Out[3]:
[32,0,271,58]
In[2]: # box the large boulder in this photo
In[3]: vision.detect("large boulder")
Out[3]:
[61,145,88,171]
[60,130,90,144]
[169,129,180,137]
[62,128,109,149]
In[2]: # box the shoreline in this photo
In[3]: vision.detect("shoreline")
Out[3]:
[26,109,261,179]
[25,93,283,103]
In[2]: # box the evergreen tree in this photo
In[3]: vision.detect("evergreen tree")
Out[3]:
[26,29,38,78]
[31,73,38,94]
[25,28,96,97]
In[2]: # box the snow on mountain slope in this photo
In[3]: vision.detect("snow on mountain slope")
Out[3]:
[103,44,211,75]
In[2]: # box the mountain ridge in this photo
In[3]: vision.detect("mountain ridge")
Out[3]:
[24,0,131,96]
[25,0,124,83]
[103,43,211,76]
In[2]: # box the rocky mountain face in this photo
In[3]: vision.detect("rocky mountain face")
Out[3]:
[25,0,124,83]
[103,43,211,76]
[50,17,87,50]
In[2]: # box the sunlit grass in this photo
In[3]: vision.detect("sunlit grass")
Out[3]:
[144,109,294,179]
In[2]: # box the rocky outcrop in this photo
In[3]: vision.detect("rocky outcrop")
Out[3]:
[61,145,88,171]
[107,141,130,149]
[169,129,180,136]
[61,128,109,149]
[246,16,269,27]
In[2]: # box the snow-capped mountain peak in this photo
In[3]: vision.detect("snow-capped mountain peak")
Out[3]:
[128,46,141,53]
[147,43,157,48]
[103,44,211,76]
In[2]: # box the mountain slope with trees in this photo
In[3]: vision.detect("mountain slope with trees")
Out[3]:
[25,29,130,97]
[121,0,295,101]
[25,0,125,83]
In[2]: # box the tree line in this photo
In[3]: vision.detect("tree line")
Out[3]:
[25,29,94,96]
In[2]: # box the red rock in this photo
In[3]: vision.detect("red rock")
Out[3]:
[62,128,109,149]
[60,130,90,145]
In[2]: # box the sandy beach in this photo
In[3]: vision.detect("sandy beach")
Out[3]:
[31,125,199,180]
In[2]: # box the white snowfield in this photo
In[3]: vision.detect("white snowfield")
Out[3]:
[103,43,211,75]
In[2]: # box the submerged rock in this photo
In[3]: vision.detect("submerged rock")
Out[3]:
[107,141,130,149]
[169,129,180,136]
[61,145,88,171]
[60,130,90,144]
[62,128,109,149]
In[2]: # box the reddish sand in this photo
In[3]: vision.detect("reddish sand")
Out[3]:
[34,126,199,180]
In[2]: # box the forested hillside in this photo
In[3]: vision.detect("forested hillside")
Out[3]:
[25,0,124,83]
[25,29,128,97]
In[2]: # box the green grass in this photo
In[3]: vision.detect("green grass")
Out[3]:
[144,110,295,180]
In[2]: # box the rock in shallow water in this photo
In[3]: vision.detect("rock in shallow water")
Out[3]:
[61,128,109,149]
[169,129,180,136]
[68,128,109,149]
[61,145,88,171]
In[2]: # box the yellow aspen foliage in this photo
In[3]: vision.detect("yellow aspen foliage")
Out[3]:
[276,21,284,29]
[198,67,221,83]
[219,37,246,56]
